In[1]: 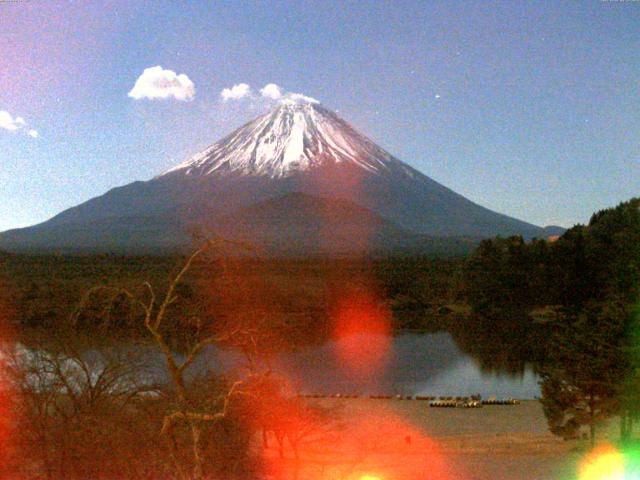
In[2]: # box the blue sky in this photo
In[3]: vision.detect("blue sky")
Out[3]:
[0,0,638,232]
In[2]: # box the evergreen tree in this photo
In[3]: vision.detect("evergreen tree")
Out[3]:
[539,198,640,442]
[538,301,629,445]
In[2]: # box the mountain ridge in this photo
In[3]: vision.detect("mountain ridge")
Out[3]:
[0,101,558,255]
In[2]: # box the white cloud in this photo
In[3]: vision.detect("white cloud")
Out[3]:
[0,110,38,138]
[128,66,195,101]
[260,83,282,100]
[220,83,252,101]
[0,111,20,131]
[282,92,319,104]
[220,82,319,106]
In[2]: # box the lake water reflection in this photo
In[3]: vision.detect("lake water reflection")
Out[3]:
[15,332,540,400]
[200,332,540,399]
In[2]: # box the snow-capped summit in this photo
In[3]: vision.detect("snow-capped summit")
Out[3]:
[164,102,406,179]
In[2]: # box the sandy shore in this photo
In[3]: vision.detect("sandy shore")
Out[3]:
[260,398,588,480]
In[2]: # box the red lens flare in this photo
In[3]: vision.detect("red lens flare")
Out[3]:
[256,399,460,480]
[0,280,16,476]
[202,257,292,366]
[331,289,392,377]
[346,409,457,480]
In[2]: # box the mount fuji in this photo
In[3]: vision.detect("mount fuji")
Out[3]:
[0,101,555,255]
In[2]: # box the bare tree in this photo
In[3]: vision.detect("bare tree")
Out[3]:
[73,239,261,480]
[7,238,338,479]
[4,332,158,479]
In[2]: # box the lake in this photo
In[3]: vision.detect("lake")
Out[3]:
[192,331,540,399]
[13,331,539,399]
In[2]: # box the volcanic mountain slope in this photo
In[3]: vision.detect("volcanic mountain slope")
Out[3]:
[216,192,477,256]
[0,101,553,254]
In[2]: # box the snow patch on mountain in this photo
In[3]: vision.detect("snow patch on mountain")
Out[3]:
[163,102,406,179]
